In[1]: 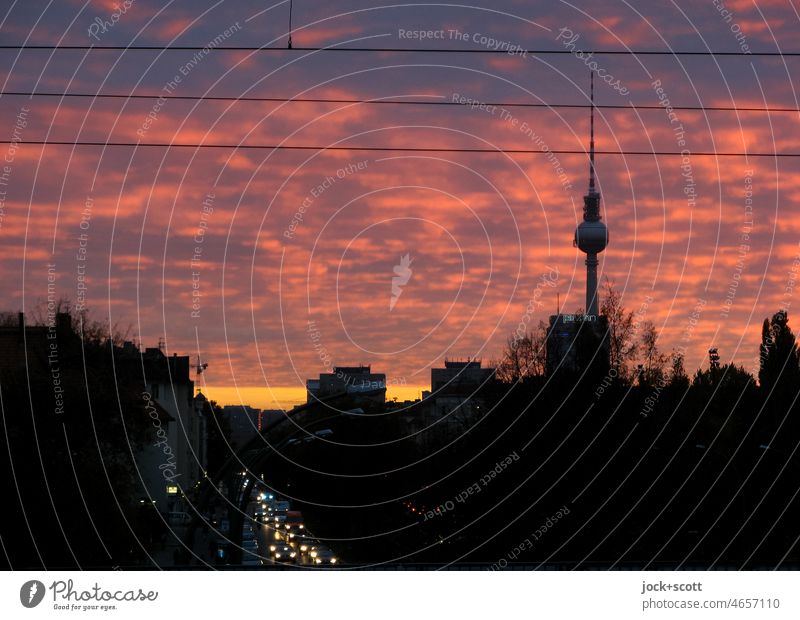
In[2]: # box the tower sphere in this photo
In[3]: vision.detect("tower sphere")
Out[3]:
[575,219,608,254]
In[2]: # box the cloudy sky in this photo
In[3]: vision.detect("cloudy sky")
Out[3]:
[2,0,799,407]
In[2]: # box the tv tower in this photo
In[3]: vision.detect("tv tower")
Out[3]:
[574,72,609,316]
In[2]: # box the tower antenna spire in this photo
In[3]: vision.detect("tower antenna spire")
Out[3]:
[589,71,595,191]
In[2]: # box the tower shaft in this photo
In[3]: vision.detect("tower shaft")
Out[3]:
[586,253,599,316]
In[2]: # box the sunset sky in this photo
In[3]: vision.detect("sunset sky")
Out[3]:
[2,0,799,409]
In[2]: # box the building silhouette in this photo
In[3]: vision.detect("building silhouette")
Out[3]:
[0,313,207,515]
[306,364,386,405]
[417,359,497,443]
[127,343,206,513]
[222,404,283,449]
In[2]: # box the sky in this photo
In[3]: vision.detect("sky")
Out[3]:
[2,0,799,409]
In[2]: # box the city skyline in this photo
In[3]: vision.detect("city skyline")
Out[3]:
[5,0,800,587]
[2,1,796,409]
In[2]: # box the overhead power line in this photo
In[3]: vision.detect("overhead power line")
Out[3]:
[0,140,794,157]
[1,91,797,113]
[0,45,796,56]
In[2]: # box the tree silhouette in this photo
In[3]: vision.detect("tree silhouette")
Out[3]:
[494,321,547,382]
[668,350,690,391]
[759,311,800,395]
[757,311,800,447]
[0,304,159,568]
[639,320,668,386]
[600,279,637,379]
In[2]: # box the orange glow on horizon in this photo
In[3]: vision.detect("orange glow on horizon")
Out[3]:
[199,385,428,410]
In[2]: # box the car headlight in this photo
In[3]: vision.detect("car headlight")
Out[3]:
[330,558,337,564]
[300,545,308,552]
[275,553,281,558]
[310,551,317,558]
[269,545,276,552]
[315,558,321,564]
[290,552,297,558]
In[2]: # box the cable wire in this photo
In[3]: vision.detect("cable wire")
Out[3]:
[0,45,797,56]
[0,140,793,156]
[1,91,796,113]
